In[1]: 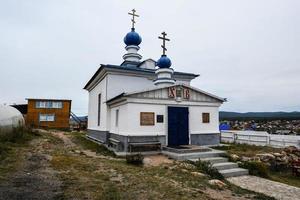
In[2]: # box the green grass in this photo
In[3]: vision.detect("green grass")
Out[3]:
[70,132,116,157]
[61,134,275,200]
[269,171,300,188]
[0,128,40,180]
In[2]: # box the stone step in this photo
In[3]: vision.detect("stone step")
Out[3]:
[201,157,229,164]
[162,149,226,160]
[212,162,239,170]
[189,157,229,164]
[219,168,249,178]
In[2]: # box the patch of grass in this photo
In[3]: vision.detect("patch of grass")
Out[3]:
[0,128,40,180]
[269,171,300,188]
[239,161,269,178]
[226,182,276,200]
[71,132,115,157]
[187,160,224,180]
[213,143,282,157]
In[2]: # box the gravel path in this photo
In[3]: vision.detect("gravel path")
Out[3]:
[227,175,300,200]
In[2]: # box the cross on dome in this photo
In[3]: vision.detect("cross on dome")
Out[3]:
[128,9,139,29]
[158,32,170,56]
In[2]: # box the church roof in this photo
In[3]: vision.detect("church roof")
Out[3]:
[83,64,199,90]
[106,83,226,104]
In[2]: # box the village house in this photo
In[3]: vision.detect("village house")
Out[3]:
[84,10,226,152]
[26,98,71,129]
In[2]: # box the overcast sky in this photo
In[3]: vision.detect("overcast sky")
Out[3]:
[1,0,300,115]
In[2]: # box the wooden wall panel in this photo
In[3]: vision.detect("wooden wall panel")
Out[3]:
[26,100,71,129]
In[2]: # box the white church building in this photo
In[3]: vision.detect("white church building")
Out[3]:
[84,10,226,152]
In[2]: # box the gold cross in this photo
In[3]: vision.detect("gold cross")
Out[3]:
[128,9,139,29]
[158,32,170,55]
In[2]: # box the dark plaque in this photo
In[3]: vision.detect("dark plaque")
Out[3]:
[156,115,164,123]
[140,112,155,126]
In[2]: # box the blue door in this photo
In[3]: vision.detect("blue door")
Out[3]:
[168,107,189,146]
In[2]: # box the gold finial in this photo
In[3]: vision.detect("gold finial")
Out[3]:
[128,9,139,29]
[158,32,170,55]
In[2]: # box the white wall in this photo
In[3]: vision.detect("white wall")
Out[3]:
[125,103,166,136]
[107,74,155,100]
[189,106,220,134]
[109,101,220,140]
[110,104,128,135]
[88,76,108,131]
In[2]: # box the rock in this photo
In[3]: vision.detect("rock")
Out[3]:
[208,179,226,189]
[191,171,206,177]
[74,150,81,154]
[289,154,299,161]
[281,151,287,156]
[181,169,188,173]
[169,165,177,170]
[230,154,240,161]
[241,156,251,162]
[273,153,283,157]
[253,156,261,162]
[256,153,275,162]
[179,162,196,170]
[284,146,298,154]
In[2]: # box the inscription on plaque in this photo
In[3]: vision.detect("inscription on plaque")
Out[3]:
[140,112,155,126]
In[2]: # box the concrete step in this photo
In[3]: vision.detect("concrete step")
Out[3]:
[201,157,229,164]
[219,168,249,178]
[189,157,229,164]
[212,162,238,170]
[162,149,226,160]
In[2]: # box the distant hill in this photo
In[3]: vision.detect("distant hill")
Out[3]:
[220,111,300,120]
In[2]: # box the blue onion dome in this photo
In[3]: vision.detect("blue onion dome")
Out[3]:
[157,55,172,68]
[124,28,142,46]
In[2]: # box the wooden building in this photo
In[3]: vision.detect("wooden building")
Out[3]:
[26,98,71,129]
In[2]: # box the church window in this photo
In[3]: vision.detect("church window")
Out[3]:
[98,94,101,126]
[202,113,210,123]
[115,109,119,127]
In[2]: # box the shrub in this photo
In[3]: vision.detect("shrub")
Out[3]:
[126,153,144,165]
[239,161,269,178]
[189,160,224,180]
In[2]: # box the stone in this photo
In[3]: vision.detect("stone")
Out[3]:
[208,179,226,189]
[256,153,275,162]
[253,156,261,162]
[273,153,283,157]
[289,154,299,161]
[191,171,206,177]
[241,156,251,162]
[181,169,188,173]
[284,146,298,154]
[74,150,81,154]
[230,154,240,161]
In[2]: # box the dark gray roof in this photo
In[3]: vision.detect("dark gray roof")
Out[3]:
[83,63,199,90]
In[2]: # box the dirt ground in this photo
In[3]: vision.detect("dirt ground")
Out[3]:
[0,137,63,199]
[0,130,274,200]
